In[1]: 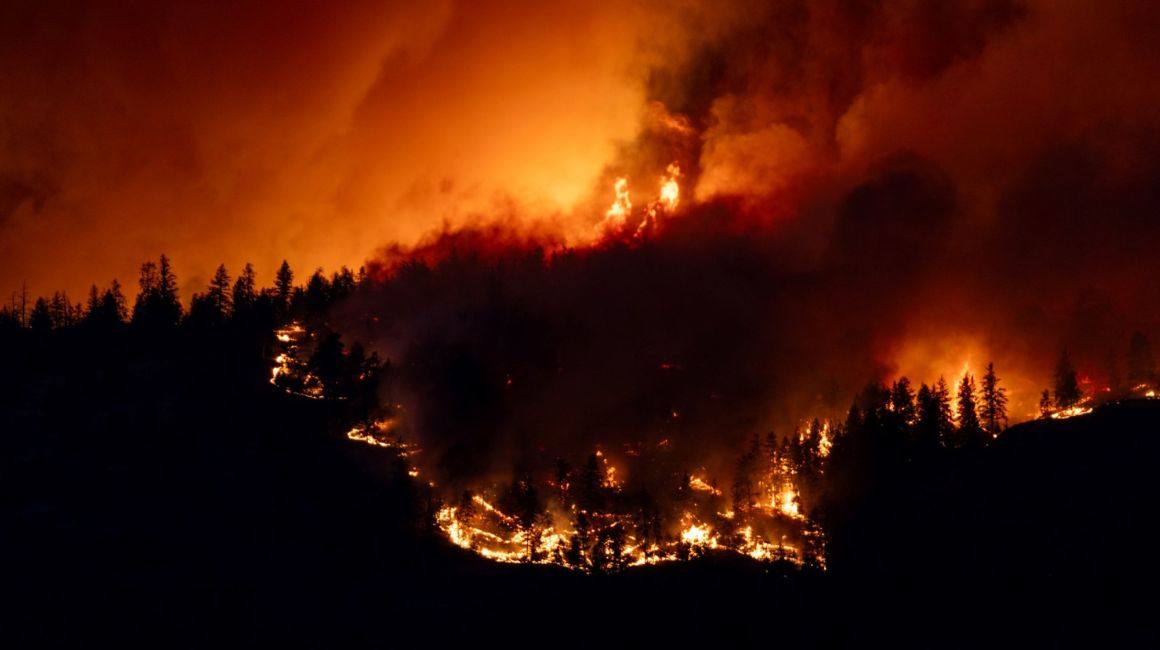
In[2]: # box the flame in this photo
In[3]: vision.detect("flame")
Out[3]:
[595,162,682,240]
[770,484,803,519]
[269,321,328,399]
[689,475,721,496]
[680,521,718,549]
[658,163,681,211]
[599,177,632,233]
[818,423,832,458]
[1050,405,1093,420]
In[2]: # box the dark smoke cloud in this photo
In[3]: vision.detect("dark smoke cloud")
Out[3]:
[329,1,1160,483]
[4,1,1159,479]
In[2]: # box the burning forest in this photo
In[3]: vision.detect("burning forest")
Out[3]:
[7,0,1160,644]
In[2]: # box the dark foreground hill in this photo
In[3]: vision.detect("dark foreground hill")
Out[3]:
[4,332,1159,646]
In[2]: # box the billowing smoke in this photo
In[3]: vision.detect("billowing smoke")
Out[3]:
[4,1,1159,481]
[324,1,1160,485]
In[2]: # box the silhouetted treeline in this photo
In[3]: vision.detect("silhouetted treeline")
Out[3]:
[1,255,365,336]
[1,255,388,449]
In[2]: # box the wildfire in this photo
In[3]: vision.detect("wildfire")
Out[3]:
[269,321,327,399]
[1133,383,1158,399]
[680,521,718,549]
[595,162,682,240]
[658,162,681,212]
[1050,405,1093,420]
[770,484,802,519]
[689,475,721,496]
[271,325,827,573]
[600,178,632,233]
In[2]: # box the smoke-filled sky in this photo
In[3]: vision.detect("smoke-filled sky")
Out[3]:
[4,1,1160,423]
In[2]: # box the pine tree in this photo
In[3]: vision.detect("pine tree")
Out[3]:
[156,254,182,324]
[207,264,232,318]
[1053,348,1082,408]
[86,285,102,316]
[915,383,940,451]
[29,297,53,334]
[232,263,257,314]
[49,291,71,328]
[934,376,954,445]
[956,373,983,446]
[133,256,182,328]
[1039,389,1053,419]
[891,376,917,426]
[304,269,330,320]
[85,283,125,329]
[275,260,294,308]
[979,362,1008,438]
[106,280,127,322]
[331,266,357,299]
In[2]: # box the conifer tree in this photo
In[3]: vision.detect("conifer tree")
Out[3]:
[232,263,257,314]
[915,383,940,451]
[891,376,917,426]
[980,362,1008,438]
[956,373,983,446]
[207,264,231,318]
[934,376,954,444]
[29,297,52,334]
[275,260,294,308]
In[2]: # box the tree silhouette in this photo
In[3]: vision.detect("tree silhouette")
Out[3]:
[330,267,357,301]
[933,377,954,445]
[86,285,101,318]
[157,255,181,320]
[890,377,917,426]
[189,264,233,327]
[1039,389,1053,418]
[29,297,52,334]
[1053,348,1082,408]
[275,260,294,310]
[49,291,80,328]
[956,373,983,447]
[133,256,182,328]
[208,264,232,318]
[979,362,1008,438]
[304,269,330,322]
[915,384,941,452]
[84,281,127,329]
[232,263,257,315]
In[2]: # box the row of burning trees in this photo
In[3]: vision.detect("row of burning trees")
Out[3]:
[430,432,829,572]
[271,318,828,571]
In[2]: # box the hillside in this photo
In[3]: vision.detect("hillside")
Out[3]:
[5,331,1158,645]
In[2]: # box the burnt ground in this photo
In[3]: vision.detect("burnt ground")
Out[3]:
[4,332,1159,647]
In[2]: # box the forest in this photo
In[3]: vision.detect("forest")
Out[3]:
[5,255,1159,645]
